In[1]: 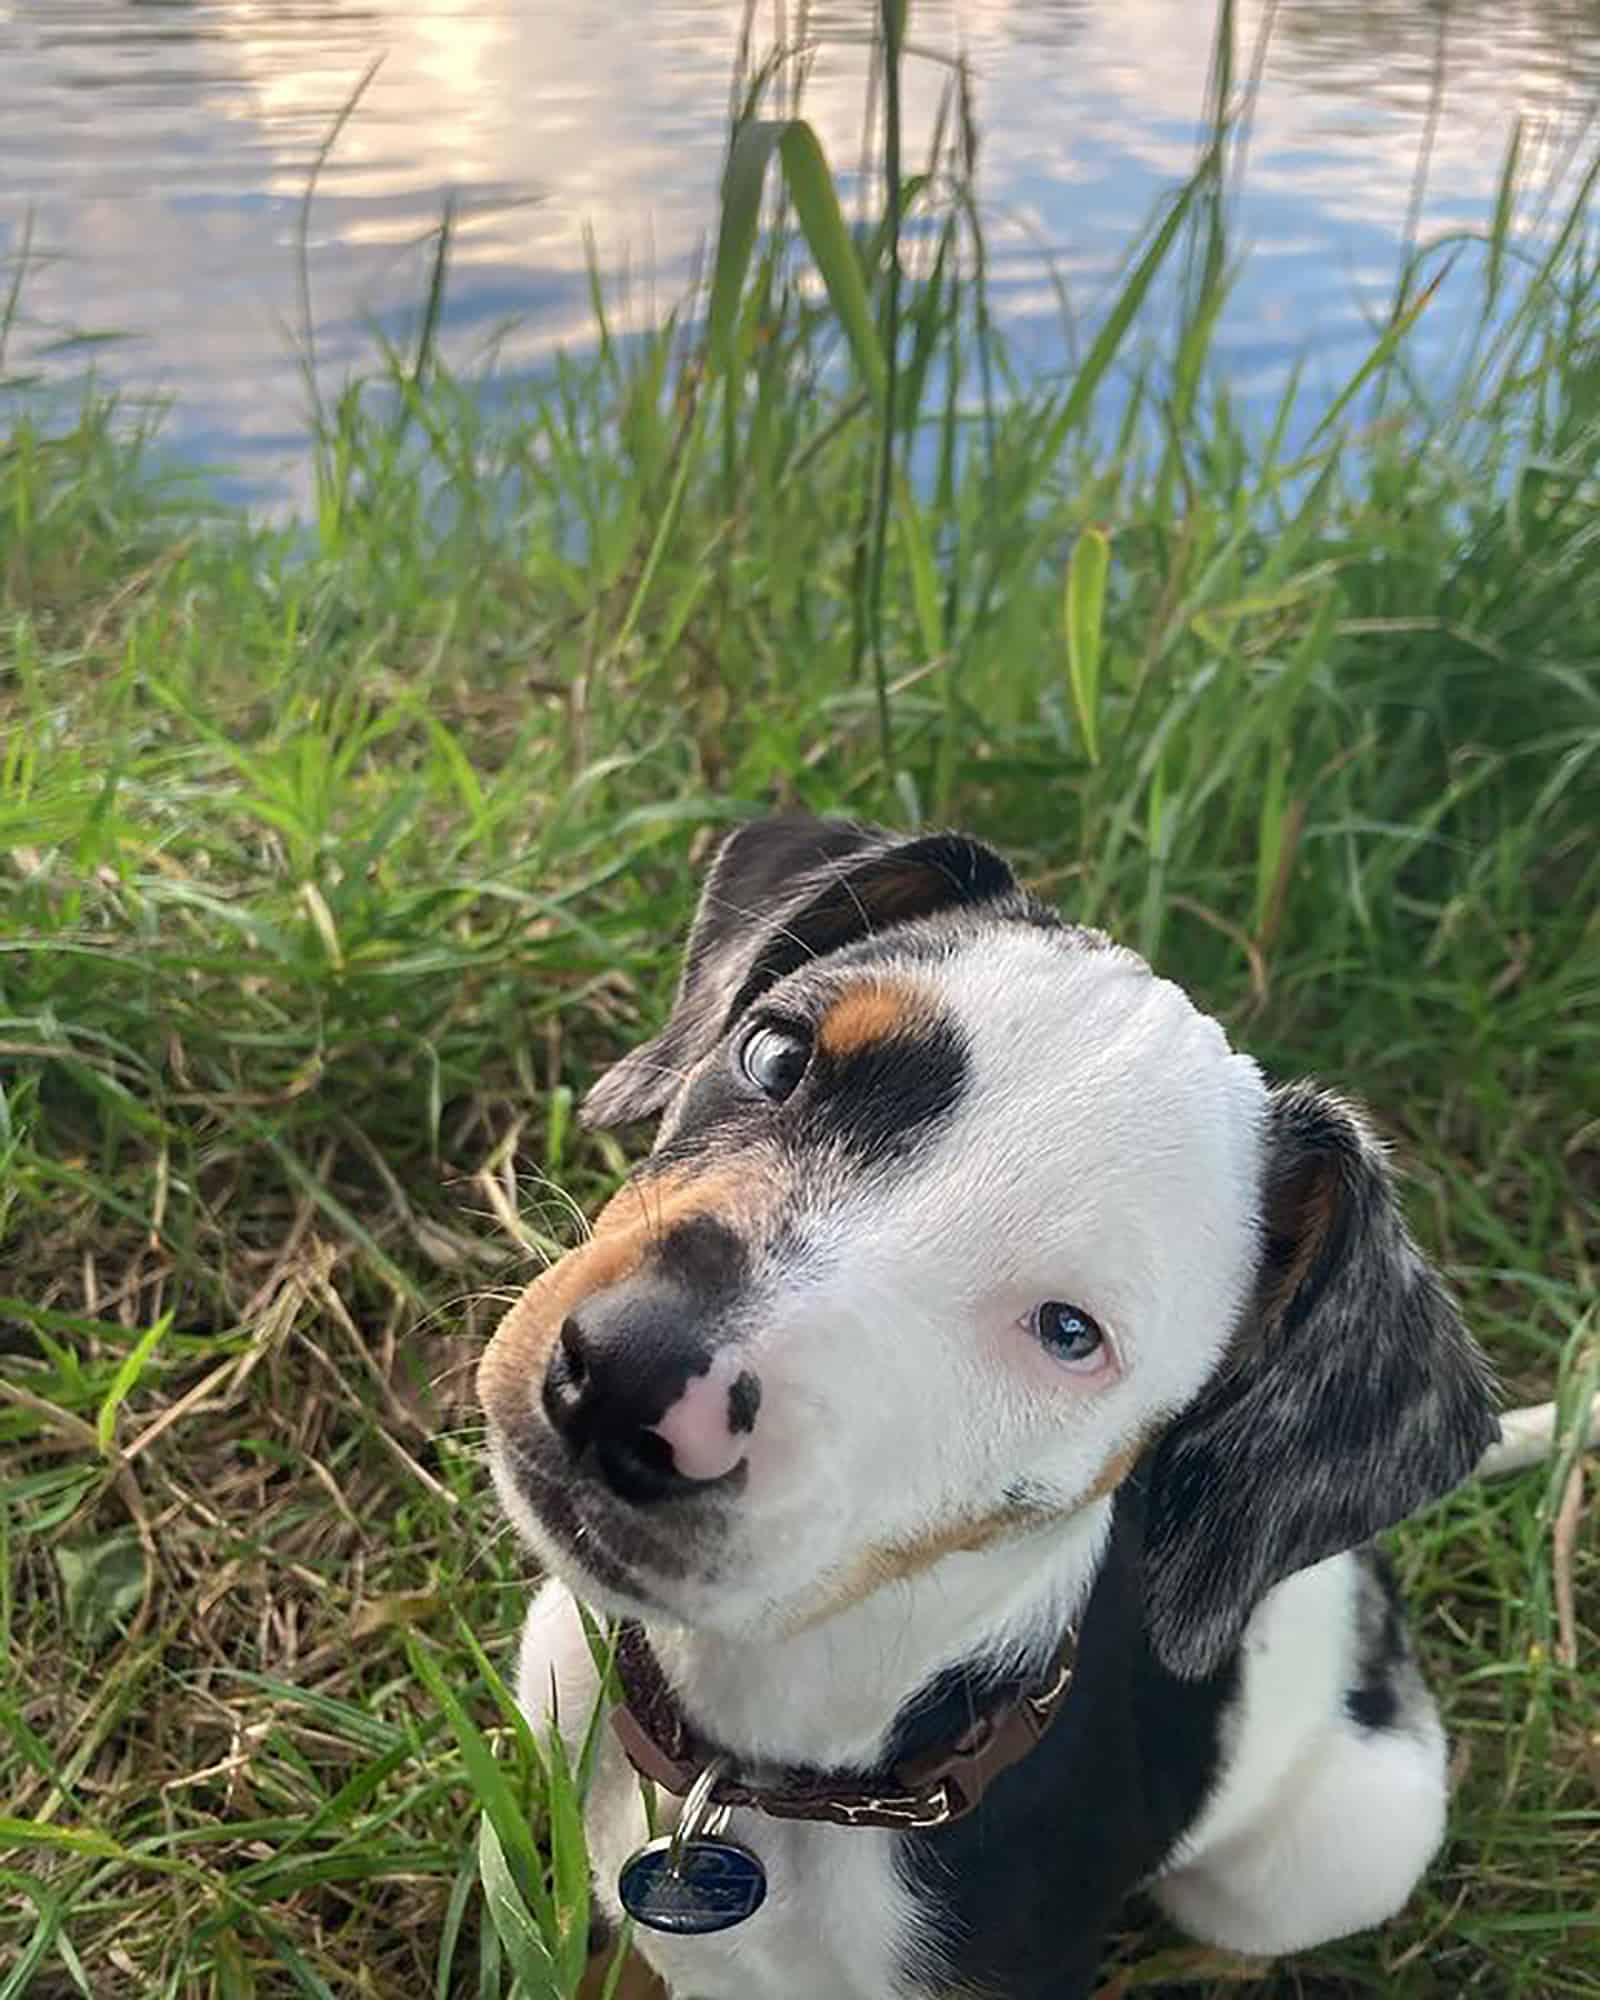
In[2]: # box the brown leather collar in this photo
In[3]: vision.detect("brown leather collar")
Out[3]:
[608,1620,1079,1832]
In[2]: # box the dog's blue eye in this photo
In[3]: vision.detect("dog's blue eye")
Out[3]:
[739,1024,811,1103]
[1033,1302,1104,1365]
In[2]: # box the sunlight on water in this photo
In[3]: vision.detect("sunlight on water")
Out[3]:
[4,0,1598,509]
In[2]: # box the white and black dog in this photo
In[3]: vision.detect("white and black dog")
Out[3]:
[478,814,1497,2000]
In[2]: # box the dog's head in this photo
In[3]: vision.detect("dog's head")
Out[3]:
[479,816,1496,1675]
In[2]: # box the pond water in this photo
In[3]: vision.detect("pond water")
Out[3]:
[4,1,1599,512]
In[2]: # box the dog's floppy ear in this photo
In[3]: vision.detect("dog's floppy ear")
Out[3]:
[582,812,1016,1128]
[1142,1082,1498,1679]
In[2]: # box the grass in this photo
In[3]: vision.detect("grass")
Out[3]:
[2,2,1599,1994]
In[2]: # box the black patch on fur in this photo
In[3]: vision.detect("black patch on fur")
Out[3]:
[1345,1546,1409,1733]
[897,1476,1238,2000]
[724,833,1016,1023]
[645,1067,768,1163]
[1345,1675,1399,1734]
[635,1002,970,1188]
[794,1018,970,1171]
[1142,1081,1498,1679]
[581,815,1017,1129]
[726,1370,761,1434]
[675,813,875,1001]
[655,1213,748,1299]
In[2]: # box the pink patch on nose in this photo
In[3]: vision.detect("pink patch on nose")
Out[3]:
[649,1350,751,1483]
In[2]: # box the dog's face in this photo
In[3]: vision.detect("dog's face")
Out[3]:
[479,817,1496,1674]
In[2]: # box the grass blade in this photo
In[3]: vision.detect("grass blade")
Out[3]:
[1035,175,1200,465]
[405,1639,553,1935]
[1065,527,1111,766]
[541,1724,592,1989]
[1306,266,1448,448]
[1486,118,1523,312]
[94,1313,171,1454]
[0,1872,61,2000]
[710,119,885,406]
[477,1815,563,2000]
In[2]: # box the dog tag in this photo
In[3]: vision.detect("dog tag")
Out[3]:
[618,1834,768,1935]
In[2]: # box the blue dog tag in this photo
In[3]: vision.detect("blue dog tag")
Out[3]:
[618,1834,768,1935]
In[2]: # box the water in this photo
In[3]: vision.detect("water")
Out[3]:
[4,1,1598,513]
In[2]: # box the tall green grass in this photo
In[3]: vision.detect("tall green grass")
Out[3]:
[2,2,1597,1994]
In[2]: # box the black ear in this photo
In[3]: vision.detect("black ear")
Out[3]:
[582,813,1017,1129]
[1142,1082,1498,1679]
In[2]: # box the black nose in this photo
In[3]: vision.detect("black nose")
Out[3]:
[542,1277,717,1504]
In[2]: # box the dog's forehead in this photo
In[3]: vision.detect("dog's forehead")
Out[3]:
[938,921,1246,1104]
[831,921,1269,1323]
[823,915,1256,1121]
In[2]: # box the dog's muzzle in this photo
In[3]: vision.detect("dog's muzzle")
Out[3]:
[540,1271,758,1506]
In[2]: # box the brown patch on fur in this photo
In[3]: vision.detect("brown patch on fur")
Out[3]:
[1083,1438,1143,1506]
[476,1165,753,1426]
[816,977,930,1058]
[787,1442,1143,1633]
[1257,1148,1341,1335]
[786,1501,1053,1633]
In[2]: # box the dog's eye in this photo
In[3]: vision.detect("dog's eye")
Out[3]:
[1032,1302,1106,1370]
[739,1024,811,1103]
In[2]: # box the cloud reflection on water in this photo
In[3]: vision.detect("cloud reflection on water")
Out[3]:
[3,0,1597,509]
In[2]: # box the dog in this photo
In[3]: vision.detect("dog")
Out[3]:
[478,814,1497,2000]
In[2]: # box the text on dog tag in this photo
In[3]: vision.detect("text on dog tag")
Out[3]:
[618,1834,768,1936]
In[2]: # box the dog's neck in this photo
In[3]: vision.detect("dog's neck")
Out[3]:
[643,1498,1115,1772]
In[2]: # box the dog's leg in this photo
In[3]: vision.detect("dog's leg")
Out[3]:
[1152,1551,1449,1957]
[515,1575,607,1751]
[1154,1703,1447,1955]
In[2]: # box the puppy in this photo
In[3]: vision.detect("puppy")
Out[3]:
[478,814,1496,2000]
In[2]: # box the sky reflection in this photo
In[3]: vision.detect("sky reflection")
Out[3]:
[4,0,1597,509]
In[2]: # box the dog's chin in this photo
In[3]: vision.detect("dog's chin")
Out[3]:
[487,1428,739,1623]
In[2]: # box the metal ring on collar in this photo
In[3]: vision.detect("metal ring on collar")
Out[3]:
[667,1757,733,1875]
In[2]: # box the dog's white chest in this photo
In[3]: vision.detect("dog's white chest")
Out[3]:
[589,1797,922,2000]
[516,1582,931,2000]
